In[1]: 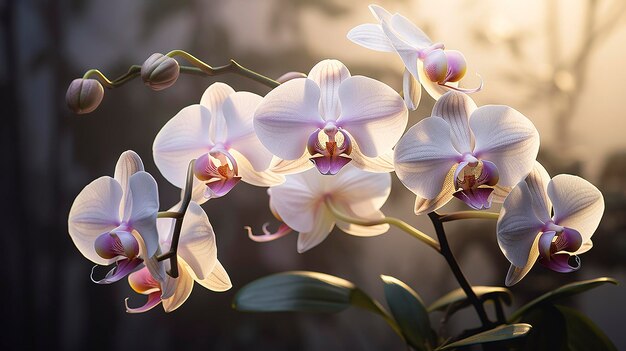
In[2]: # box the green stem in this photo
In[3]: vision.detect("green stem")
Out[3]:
[438,211,499,223]
[156,160,195,278]
[324,198,441,252]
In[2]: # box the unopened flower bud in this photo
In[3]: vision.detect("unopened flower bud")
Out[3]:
[276,71,307,83]
[66,78,104,114]
[141,53,180,91]
[423,49,448,83]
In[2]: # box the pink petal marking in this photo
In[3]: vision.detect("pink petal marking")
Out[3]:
[125,291,162,314]
[90,257,144,284]
[245,223,294,242]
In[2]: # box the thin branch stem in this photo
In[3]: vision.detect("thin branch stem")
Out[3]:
[156,160,195,278]
[324,198,441,252]
[80,49,279,90]
[157,211,183,219]
[438,211,499,223]
[428,212,491,328]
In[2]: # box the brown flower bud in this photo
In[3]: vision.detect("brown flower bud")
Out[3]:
[66,78,105,114]
[141,53,180,91]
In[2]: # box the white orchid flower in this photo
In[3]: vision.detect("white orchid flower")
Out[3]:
[347,4,481,107]
[262,164,391,253]
[153,82,283,202]
[68,150,159,284]
[125,202,232,313]
[394,91,539,214]
[254,59,407,175]
[497,162,604,286]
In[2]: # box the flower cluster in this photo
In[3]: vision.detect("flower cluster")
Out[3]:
[67,3,605,316]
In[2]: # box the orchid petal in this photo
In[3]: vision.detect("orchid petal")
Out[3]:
[114,150,144,220]
[195,260,232,292]
[505,241,539,287]
[254,78,324,159]
[349,143,395,173]
[189,177,210,205]
[336,76,407,157]
[491,184,512,204]
[153,104,212,188]
[380,18,420,80]
[161,262,194,312]
[524,162,552,222]
[128,172,159,258]
[68,176,122,265]
[335,203,389,237]
[368,4,392,22]
[394,117,461,199]
[144,256,176,300]
[330,165,391,213]
[402,69,421,111]
[497,181,545,268]
[222,92,272,171]
[548,175,604,243]
[471,105,540,187]
[389,13,433,48]
[230,150,285,187]
[269,153,314,175]
[177,202,217,280]
[200,83,235,142]
[268,169,319,233]
[576,240,593,255]
[432,91,476,153]
[297,205,335,253]
[347,23,395,52]
[125,292,161,314]
[307,60,351,120]
[414,166,456,215]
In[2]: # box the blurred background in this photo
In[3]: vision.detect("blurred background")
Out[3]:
[2,0,626,349]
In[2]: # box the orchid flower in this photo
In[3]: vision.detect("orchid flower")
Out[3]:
[125,201,232,313]
[497,163,604,286]
[153,82,283,202]
[68,151,159,283]
[254,59,407,175]
[347,4,481,107]
[394,91,540,214]
[259,164,391,253]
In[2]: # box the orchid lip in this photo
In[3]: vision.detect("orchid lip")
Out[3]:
[307,128,353,175]
[452,160,499,210]
[94,230,139,260]
[90,257,144,284]
[537,227,584,273]
[417,42,445,59]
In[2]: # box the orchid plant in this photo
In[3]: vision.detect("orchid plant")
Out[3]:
[66,4,617,350]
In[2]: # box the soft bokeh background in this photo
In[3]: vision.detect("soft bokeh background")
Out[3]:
[2,0,626,349]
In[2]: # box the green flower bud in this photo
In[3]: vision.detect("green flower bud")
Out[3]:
[141,53,180,91]
[65,78,104,114]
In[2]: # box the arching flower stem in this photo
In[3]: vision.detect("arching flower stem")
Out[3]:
[155,160,195,278]
[438,211,499,223]
[81,49,279,90]
[323,198,441,252]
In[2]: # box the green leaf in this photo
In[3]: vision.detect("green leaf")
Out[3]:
[233,271,356,313]
[519,304,568,351]
[509,277,618,322]
[437,324,532,350]
[381,275,433,351]
[428,286,513,314]
[233,271,404,337]
[556,305,618,351]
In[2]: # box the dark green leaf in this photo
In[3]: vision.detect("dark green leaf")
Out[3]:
[233,271,356,313]
[509,277,618,322]
[437,323,532,350]
[519,304,568,351]
[381,275,432,351]
[428,286,513,319]
[556,305,618,351]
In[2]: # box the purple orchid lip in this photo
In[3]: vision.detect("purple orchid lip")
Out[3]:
[205,176,241,198]
[453,160,499,210]
[125,291,162,314]
[91,257,144,284]
[537,226,583,273]
[94,230,140,260]
[194,148,241,197]
[307,128,353,175]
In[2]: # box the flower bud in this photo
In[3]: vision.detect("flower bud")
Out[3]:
[443,50,467,83]
[65,78,104,114]
[423,49,448,83]
[276,71,307,83]
[141,53,180,91]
